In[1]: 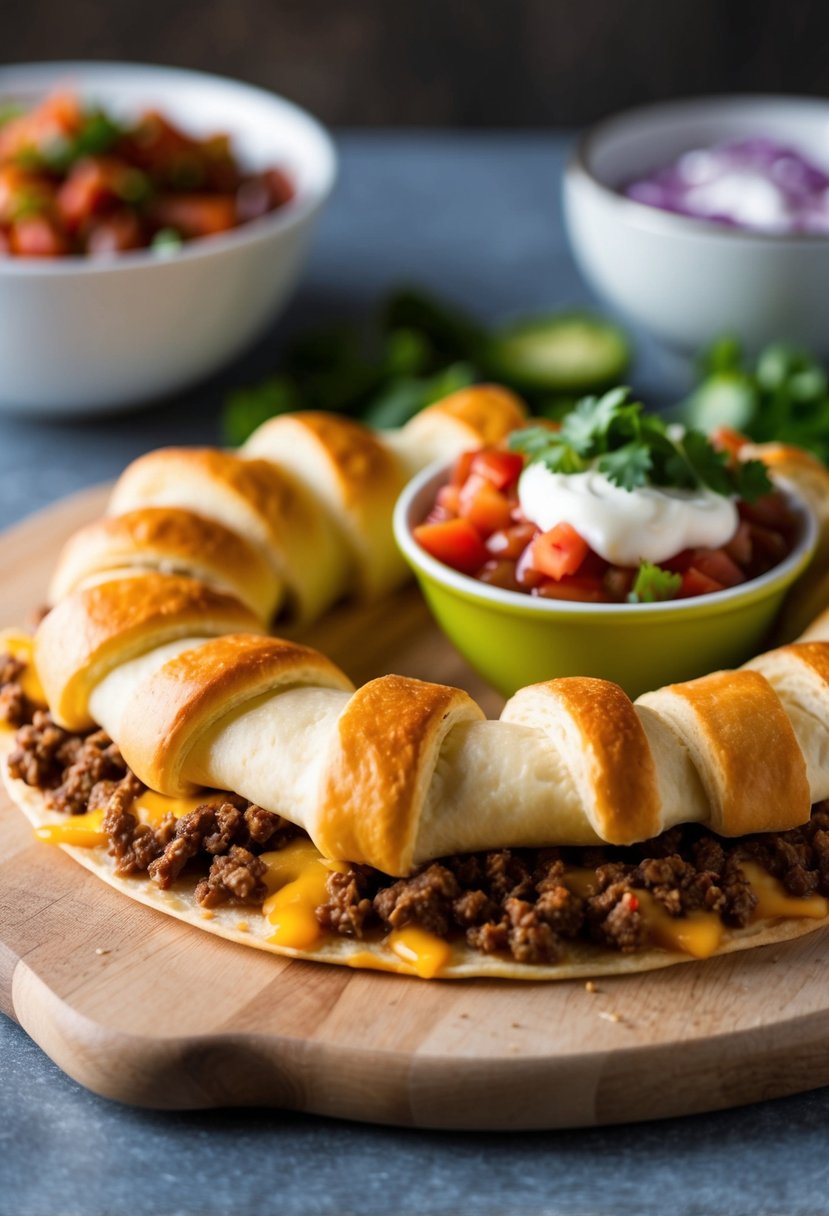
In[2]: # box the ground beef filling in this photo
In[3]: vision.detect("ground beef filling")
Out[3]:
[6,662,829,963]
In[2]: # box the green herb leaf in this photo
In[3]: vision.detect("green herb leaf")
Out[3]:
[597,441,652,490]
[507,426,585,474]
[732,457,773,502]
[679,429,734,496]
[627,562,682,604]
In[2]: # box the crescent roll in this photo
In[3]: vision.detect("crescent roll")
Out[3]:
[50,387,527,629]
[30,569,829,875]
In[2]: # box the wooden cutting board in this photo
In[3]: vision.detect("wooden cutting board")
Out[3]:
[3,487,829,1129]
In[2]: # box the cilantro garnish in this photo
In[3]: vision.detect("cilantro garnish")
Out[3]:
[627,562,682,604]
[507,387,772,500]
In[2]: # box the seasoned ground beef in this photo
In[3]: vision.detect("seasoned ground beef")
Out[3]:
[8,710,76,788]
[316,866,377,936]
[374,863,460,937]
[0,682,28,728]
[194,846,268,908]
[0,653,31,728]
[148,801,289,890]
[102,773,158,877]
[49,730,128,816]
[315,813,829,963]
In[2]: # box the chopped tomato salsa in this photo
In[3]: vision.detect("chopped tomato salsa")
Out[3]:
[416,445,799,603]
[0,91,294,258]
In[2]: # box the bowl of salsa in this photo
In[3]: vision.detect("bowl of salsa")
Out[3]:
[0,62,336,414]
[394,389,818,698]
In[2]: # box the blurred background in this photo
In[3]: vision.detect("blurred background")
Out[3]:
[5,0,827,127]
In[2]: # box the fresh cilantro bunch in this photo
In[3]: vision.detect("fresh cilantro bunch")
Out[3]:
[507,387,772,500]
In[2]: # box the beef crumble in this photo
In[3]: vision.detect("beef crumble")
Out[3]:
[7,650,829,962]
[317,811,829,964]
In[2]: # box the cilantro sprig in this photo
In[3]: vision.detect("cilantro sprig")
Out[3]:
[627,562,682,604]
[507,387,772,500]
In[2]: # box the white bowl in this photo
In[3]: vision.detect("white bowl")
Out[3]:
[0,62,337,415]
[563,95,829,357]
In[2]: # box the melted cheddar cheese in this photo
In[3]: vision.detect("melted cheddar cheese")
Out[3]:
[35,808,106,848]
[634,889,724,959]
[742,861,829,921]
[261,839,346,951]
[389,927,452,978]
[134,789,216,827]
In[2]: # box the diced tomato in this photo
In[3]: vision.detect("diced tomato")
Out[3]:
[458,475,513,538]
[578,547,610,579]
[424,483,461,524]
[57,157,137,230]
[470,449,524,491]
[9,215,67,257]
[529,522,589,581]
[151,194,237,238]
[477,559,521,592]
[723,520,752,567]
[450,450,476,487]
[38,90,84,135]
[661,547,695,575]
[436,484,461,515]
[690,548,745,588]
[679,567,724,598]
[486,521,538,560]
[711,425,749,459]
[748,523,788,564]
[413,519,489,575]
[738,492,795,531]
[129,110,195,165]
[535,574,608,603]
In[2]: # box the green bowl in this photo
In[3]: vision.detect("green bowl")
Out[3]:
[393,464,819,700]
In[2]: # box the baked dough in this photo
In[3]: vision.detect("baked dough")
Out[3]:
[50,386,527,626]
[31,566,828,873]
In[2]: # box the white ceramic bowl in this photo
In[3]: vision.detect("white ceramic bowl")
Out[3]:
[563,95,829,357]
[0,62,337,415]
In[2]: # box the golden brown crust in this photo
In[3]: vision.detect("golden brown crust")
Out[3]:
[117,634,354,795]
[316,675,485,875]
[639,670,810,836]
[243,412,409,599]
[35,574,261,731]
[503,678,663,844]
[415,384,527,446]
[261,412,404,511]
[108,447,348,624]
[48,507,282,621]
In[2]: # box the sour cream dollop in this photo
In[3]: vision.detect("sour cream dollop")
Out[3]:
[517,463,738,567]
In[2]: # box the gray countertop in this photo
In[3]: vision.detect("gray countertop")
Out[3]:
[1,133,827,1216]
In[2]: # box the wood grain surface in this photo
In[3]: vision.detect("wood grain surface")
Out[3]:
[3,487,829,1128]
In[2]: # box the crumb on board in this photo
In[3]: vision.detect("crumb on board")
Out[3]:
[94,948,110,956]
[598,1010,624,1024]
[585,980,598,993]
